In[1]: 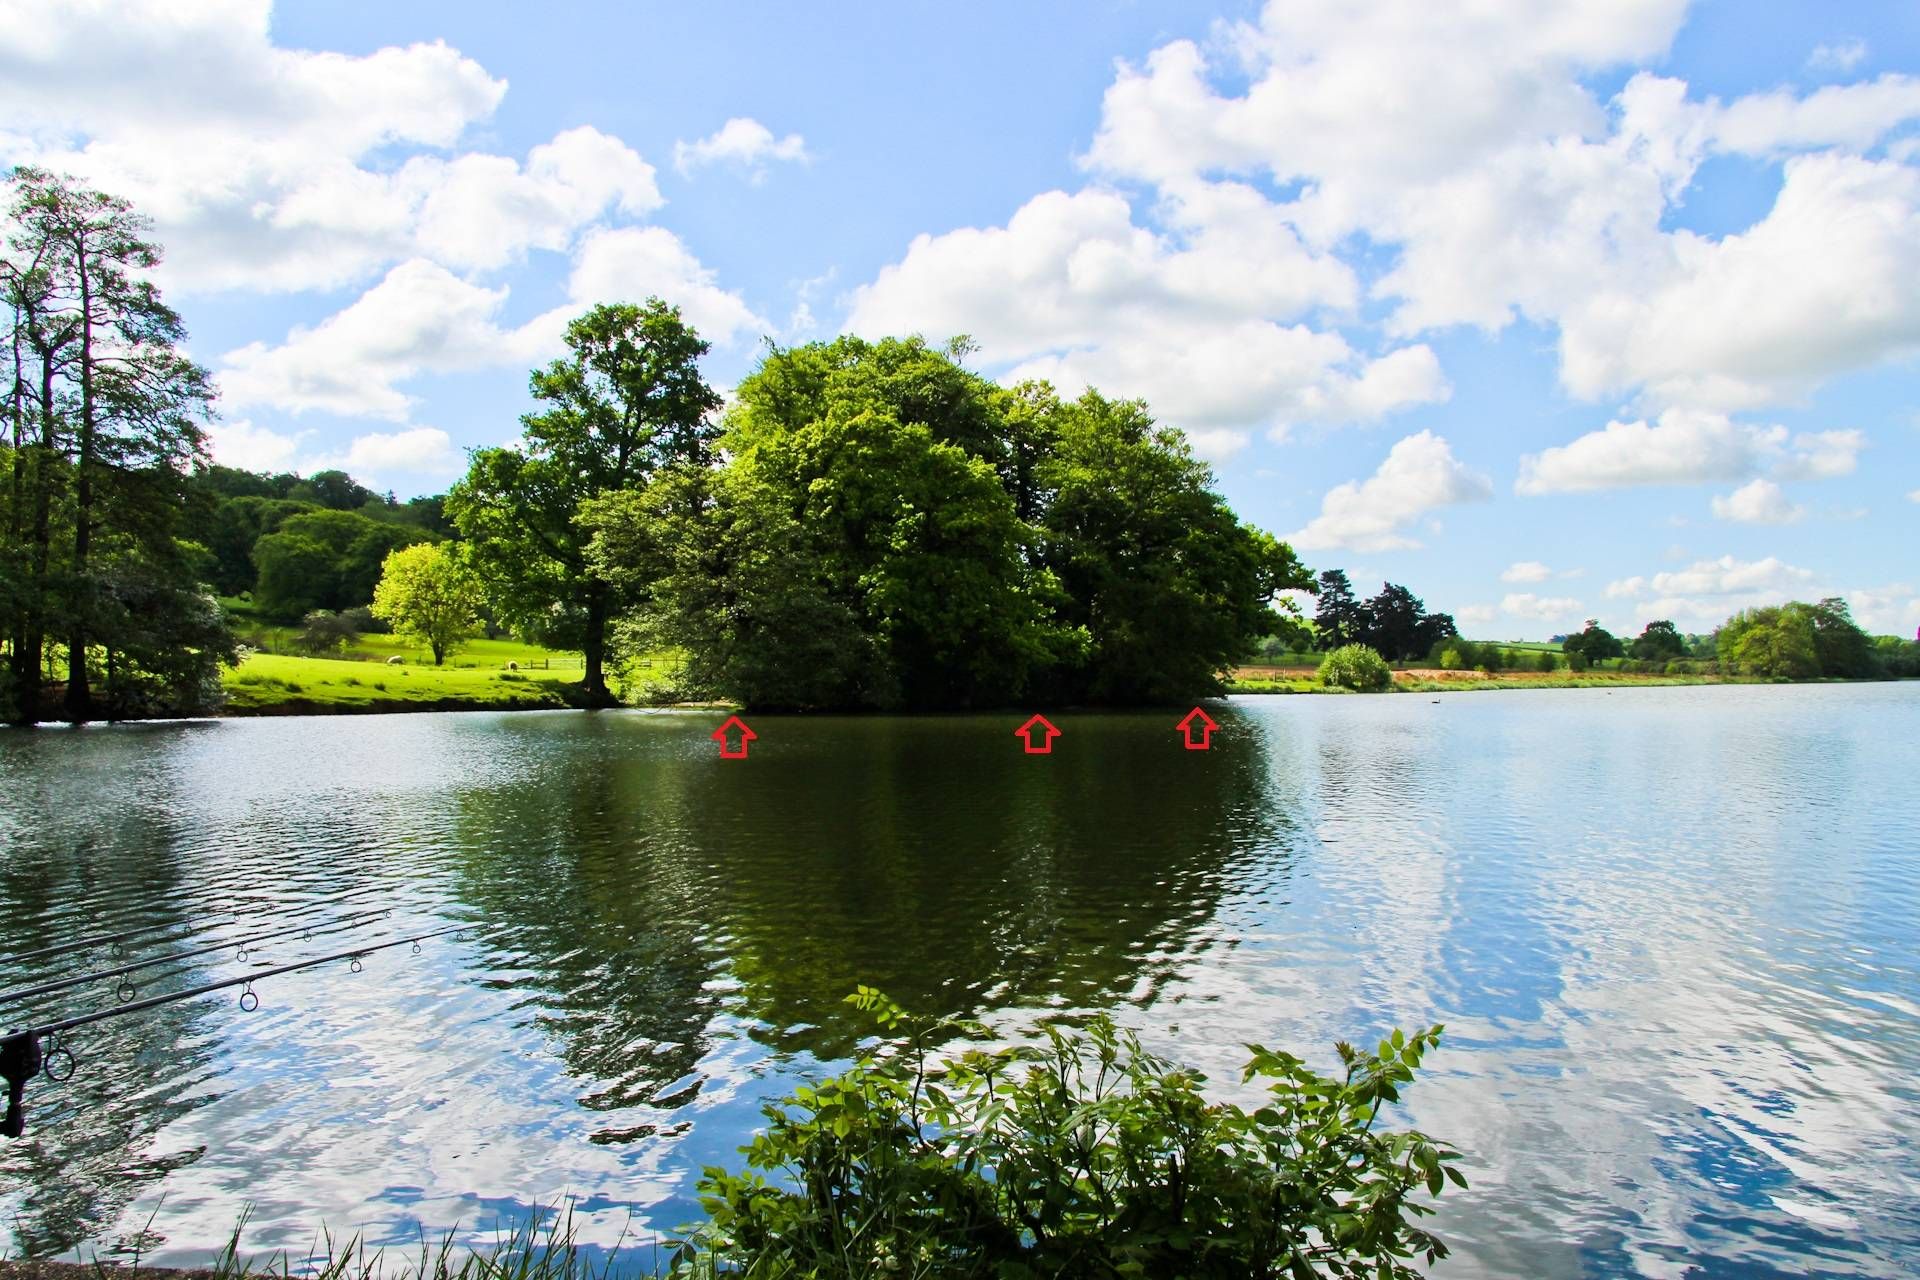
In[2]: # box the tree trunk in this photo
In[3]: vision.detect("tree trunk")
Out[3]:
[581,581,614,706]
[65,242,93,723]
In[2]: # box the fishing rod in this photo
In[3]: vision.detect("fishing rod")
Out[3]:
[0,906,394,1009]
[0,923,477,1139]
[2,882,390,967]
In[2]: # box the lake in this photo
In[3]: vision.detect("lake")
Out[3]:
[2,683,1918,1277]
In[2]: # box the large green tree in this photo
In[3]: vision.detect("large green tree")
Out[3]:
[371,542,480,666]
[449,300,722,705]
[2,168,228,722]
[1034,388,1311,703]
[591,337,1309,709]
[250,508,428,619]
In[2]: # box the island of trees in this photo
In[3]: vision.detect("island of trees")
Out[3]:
[4,167,1916,724]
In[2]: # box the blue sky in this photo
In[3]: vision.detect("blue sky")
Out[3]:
[3,0,1917,638]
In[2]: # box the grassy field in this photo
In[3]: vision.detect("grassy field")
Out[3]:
[222,651,584,713]
[1226,663,1727,694]
[220,643,686,714]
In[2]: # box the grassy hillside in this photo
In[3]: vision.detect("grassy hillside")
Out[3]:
[222,651,581,713]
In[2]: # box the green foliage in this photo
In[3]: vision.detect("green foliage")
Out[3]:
[1562,620,1623,666]
[1438,647,1463,671]
[450,299,722,705]
[297,608,361,655]
[3,167,234,722]
[1628,619,1686,662]
[1318,571,1454,662]
[1710,598,1884,680]
[1318,643,1393,691]
[1533,649,1558,673]
[251,508,431,619]
[371,542,482,666]
[673,990,1464,1279]
[595,337,1309,710]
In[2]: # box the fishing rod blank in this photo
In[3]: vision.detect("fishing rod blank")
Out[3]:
[0,906,394,1009]
[1,881,391,968]
[0,923,476,1138]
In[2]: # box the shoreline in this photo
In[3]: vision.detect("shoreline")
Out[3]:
[8,671,1908,727]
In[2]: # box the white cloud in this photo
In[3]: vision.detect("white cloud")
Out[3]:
[1517,410,1783,494]
[1808,40,1868,75]
[848,185,1445,443]
[673,117,809,180]
[1287,431,1491,552]
[205,419,461,489]
[316,427,463,484]
[218,260,526,420]
[205,418,306,473]
[1501,561,1553,584]
[1710,478,1805,525]
[1909,489,1920,503]
[1069,2,1920,419]
[1500,592,1586,622]
[1455,604,1498,628]
[1777,429,1866,479]
[557,226,765,346]
[218,231,765,422]
[0,2,661,293]
[1606,555,1816,600]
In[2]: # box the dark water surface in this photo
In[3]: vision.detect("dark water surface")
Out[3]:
[2,684,1918,1277]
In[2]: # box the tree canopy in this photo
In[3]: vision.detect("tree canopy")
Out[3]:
[449,300,722,705]
[590,336,1310,710]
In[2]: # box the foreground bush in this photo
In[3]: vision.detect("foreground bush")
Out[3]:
[671,989,1465,1279]
[1318,643,1393,692]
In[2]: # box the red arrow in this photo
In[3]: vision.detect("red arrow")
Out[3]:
[1014,713,1061,755]
[1176,706,1217,751]
[711,714,758,760]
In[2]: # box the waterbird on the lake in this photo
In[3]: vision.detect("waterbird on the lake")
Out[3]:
[0,922,476,1138]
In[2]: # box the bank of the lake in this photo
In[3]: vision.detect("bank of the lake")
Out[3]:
[206,650,1845,718]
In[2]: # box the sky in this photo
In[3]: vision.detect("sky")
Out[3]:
[3,0,1918,640]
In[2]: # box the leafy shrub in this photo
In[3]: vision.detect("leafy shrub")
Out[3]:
[672,989,1464,1279]
[1318,643,1393,691]
[1533,650,1556,673]
[1438,648,1463,671]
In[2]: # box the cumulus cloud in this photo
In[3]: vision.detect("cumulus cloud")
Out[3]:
[0,3,677,293]
[673,117,809,180]
[205,420,462,489]
[218,260,527,420]
[218,231,765,422]
[1909,489,1920,503]
[1068,0,1920,419]
[1500,561,1553,583]
[1710,478,1804,525]
[1602,554,1918,634]
[204,418,306,473]
[1500,593,1586,622]
[1517,410,1783,494]
[1607,554,1816,600]
[1518,413,1865,495]
[1287,431,1491,552]
[1777,429,1866,479]
[1808,40,1868,75]
[848,185,1445,444]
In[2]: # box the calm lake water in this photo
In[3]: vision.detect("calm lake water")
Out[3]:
[2,684,1918,1277]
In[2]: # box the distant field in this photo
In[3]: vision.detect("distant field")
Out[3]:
[1226,663,1725,694]
[221,646,686,714]
[222,651,580,713]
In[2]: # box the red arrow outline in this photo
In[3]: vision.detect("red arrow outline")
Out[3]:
[1176,706,1217,751]
[1014,713,1061,755]
[711,714,758,760]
